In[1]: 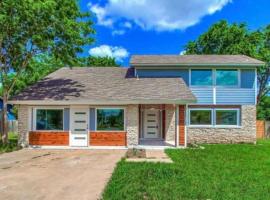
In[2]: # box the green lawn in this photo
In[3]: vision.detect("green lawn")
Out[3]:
[103,140,270,200]
[0,132,20,154]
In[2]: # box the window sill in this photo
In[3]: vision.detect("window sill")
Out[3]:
[187,126,242,129]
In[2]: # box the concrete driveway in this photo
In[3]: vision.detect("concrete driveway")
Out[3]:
[0,149,126,200]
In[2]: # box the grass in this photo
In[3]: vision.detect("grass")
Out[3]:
[0,132,21,154]
[103,140,270,200]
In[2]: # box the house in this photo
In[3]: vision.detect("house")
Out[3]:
[0,97,16,121]
[9,55,264,148]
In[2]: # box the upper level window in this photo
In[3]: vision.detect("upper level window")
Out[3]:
[97,108,124,131]
[191,69,212,86]
[36,109,63,130]
[216,69,238,86]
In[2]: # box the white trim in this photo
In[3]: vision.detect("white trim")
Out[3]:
[175,105,179,147]
[184,104,188,148]
[95,107,126,132]
[255,68,258,105]
[33,107,65,131]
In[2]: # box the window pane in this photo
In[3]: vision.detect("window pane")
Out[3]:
[36,109,63,130]
[97,109,124,131]
[190,110,212,125]
[216,69,238,86]
[191,69,212,86]
[216,110,238,125]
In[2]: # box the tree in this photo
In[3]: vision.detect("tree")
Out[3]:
[257,96,270,121]
[0,0,94,144]
[185,20,270,104]
[82,56,120,67]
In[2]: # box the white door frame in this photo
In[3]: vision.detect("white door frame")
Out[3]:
[69,106,89,147]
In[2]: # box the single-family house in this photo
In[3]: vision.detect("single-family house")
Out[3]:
[9,55,264,148]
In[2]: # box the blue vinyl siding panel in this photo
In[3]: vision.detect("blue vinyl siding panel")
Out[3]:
[63,108,70,131]
[241,69,255,88]
[136,69,189,85]
[190,87,213,104]
[90,108,96,131]
[216,88,255,104]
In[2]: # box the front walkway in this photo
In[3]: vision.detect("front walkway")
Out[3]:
[0,149,126,200]
[126,150,173,163]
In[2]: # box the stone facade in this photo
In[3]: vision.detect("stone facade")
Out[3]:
[126,104,139,146]
[187,105,256,144]
[165,104,176,142]
[18,105,29,147]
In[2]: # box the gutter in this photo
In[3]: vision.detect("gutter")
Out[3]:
[8,99,197,105]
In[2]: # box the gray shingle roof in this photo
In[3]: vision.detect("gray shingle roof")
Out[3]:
[131,55,265,66]
[11,67,196,104]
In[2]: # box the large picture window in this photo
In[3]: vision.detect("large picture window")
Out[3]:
[36,109,63,130]
[216,69,238,86]
[191,69,213,86]
[190,110,212,125]
[97,109,124,131]
[216,110,238,126]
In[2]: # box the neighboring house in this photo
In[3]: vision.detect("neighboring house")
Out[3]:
[9,55,264,148]
[0,97,16,121]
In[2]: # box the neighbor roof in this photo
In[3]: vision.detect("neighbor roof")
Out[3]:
[10,67,196,105]
[131,55,265,67]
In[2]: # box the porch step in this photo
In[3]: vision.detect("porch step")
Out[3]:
[126,150,173,163]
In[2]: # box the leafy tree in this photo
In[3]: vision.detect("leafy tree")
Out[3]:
[0,0,94,143]
[81,56,119,67]
[257,96,270,120]
[185,20,270,104]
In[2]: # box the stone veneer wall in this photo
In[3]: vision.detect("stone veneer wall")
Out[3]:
[18,105,29,147]
[165,104,176,142]
[126,104,139,146]
[187,105,256,144]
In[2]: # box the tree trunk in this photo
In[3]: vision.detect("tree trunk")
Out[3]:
[1,92,9,144]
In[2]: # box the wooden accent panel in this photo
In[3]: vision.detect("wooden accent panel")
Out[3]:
[29,131,69,146]
[179,105,185,146]
[256,120,265,139]
[90,132,126,146]
[162,106,166,139]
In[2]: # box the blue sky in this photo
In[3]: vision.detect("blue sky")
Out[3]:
[80,0,270,66]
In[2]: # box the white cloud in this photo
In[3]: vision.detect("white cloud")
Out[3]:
[89,45,129,61]
[112,29,126,36]
[180,50,186,55]
[88,0,231,31]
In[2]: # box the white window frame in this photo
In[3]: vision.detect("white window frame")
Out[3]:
[214,108,240,128]
[215,69,240,88]
[189,69,214,87]
[33,107,65,131]
[188,107,241,128]
[95,107,126,132]
[189,68,241,88]
[188,108,213,127]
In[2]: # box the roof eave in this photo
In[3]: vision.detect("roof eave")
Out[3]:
[8,99,197,105]
[132,63,265,67]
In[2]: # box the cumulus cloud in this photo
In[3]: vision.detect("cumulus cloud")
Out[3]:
[89,0,231,31]
[89,45,129,61]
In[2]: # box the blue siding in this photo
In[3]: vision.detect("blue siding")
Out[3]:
[216,88,255,104]
[63,108,70,131]
[190,87,213,104]
[90,108,96,131]
[241,69,255,88]
[136,69,189,85]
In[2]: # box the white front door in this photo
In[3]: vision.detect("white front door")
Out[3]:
[144,110,160,139]
[70,107,88,147]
